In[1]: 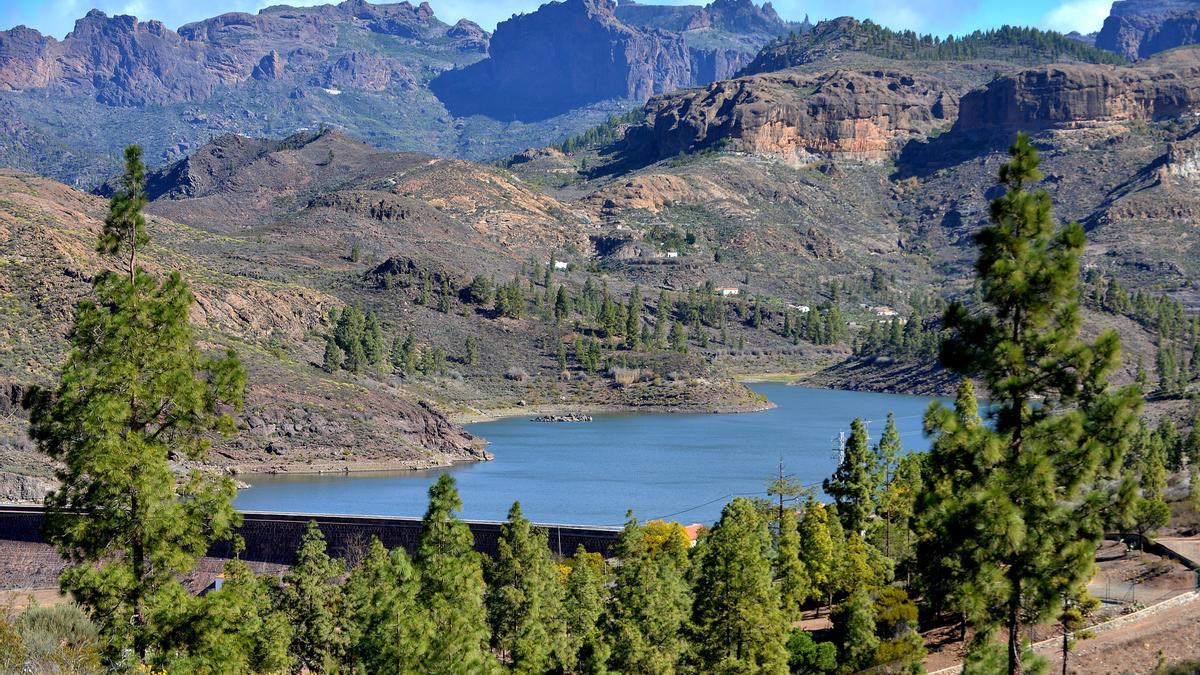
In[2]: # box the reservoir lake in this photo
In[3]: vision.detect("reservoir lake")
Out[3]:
[235,384,945,526]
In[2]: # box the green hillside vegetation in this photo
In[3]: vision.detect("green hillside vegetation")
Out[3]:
[552,107,647,154]
[740,18,1126,75]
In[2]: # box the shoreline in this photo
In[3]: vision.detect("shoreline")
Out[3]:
[449,398,776,426]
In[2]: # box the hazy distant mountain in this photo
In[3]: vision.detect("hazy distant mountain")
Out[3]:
[1096,0,1200,59]
[0,0,789,185]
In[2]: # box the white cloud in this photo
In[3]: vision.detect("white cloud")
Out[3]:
[1041,0,1112,35]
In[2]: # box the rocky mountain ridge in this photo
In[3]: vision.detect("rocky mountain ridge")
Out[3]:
[0,1,481,106]
[430,0,791,120]
[614,68,958,166]
[1096,0,1200,59]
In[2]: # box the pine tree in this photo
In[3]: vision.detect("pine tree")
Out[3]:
[626,285,642,350]
[823,418,876,536]
[656,291,671,347]
[335,306,367,373]
[464,335,478,367]
[415,475,496,673]
[363,310,384,365]
[280,522,348,671]
[796,500,835,613]
[690,498,789,673]
[830,590,879,672]
[605,513,692,674]
[322,335,343,373]
[555,286,572,323]
[873,413,904,557]
[922,134,1142,674]
[1142,435,1168,500]
[487,502,565,672]
[562,546,607,672]
[344,538,428,672]
[25,145,246,664]
[669,320,688,353]
[776,510,810,622]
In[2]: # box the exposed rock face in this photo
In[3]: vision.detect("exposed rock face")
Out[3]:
[432,0,692,120]
[0,472,55,503]
[0,1,473,106]
[1164,137,1200,181]
[430,0,788,120]
[252,50,286,80]
[447,19,490,52]
[317,51,413,91]
[616,0,784,34]
[617,69,957,164]
[955,51,1200,131]
[1096,0,1200,59]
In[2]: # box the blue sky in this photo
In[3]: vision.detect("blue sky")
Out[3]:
[3,0,1116,38]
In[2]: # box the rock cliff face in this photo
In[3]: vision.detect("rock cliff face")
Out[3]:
[1096,0,1200,59]
[616,69,957,164]
[0,1,483,106]
[955,50,1200,131]
[432,0,692,120]
[430,0,788,120]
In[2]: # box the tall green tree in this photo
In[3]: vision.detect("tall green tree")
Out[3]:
[322,335,343,373]
[605,513,692,674]
[555,286,573,324]
[363,310,385,365]
[627,285,642,349]
[335,306,367,373]
[415,475,496,673]
[823,418,877,536]
[24,145,245,665]
[344,538,429,672]
[689,498,789,673]
[280,522,348,672]
[829,590,879,673]
[562,546,608,672]
[921,133,1142,674]
[487,501,565,672]
[775,510,810,622]
[796,501,835,614]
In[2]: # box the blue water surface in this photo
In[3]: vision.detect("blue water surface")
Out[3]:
[235,384,946,526]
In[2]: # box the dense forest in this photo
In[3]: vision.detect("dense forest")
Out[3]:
[741,19,1126,75]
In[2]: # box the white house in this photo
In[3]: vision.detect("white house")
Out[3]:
[717,287,740,297]
[873,306,899,317]
[788,304,811,313]
[666,250,679,258]
[553,260,569,271]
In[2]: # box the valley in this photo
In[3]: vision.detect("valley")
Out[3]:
[8,1,1200,501]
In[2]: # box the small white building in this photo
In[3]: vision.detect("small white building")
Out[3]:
[873,306,899,317]
[665,250,679,258]
[788,304,811,313]
[553,260,569,271]
[717,287,740,297]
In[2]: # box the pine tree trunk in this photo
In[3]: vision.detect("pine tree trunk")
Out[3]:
[131,490,147,660]
[1008,588,1022,675]
[1061,623,1069,675]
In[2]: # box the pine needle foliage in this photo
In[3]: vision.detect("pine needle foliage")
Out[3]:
[918,133,1142,674]
[24,144,245,666]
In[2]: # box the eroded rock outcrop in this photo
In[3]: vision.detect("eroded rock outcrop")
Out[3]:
[430,0,788,120]
[616,69,957,164]
[955,51,1200,131]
